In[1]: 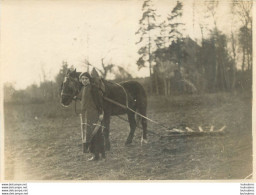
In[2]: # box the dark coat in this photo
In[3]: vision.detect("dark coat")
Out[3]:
[81,84,105,157]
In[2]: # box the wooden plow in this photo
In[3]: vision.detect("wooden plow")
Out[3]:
[105,94,227,139]
[159,125,226,139]
[116,114,227,139]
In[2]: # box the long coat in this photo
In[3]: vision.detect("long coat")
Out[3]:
[80,84,104,155]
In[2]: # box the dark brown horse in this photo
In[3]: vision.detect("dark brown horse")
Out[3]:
[60,69,148,150]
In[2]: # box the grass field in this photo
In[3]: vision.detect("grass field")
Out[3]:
[4,92,252,180]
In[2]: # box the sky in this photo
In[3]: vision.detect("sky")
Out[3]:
[1,0,234,89]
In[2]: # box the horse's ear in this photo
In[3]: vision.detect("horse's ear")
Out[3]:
[91,68,99,78]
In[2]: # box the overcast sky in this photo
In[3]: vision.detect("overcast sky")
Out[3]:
[1,0,234,89]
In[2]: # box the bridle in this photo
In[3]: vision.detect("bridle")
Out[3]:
[61,75,81,100]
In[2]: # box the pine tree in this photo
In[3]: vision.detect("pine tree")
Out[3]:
[136,0,159,93]
[155,1,184,50]
[153,1,184,95]
[166,1,184,44]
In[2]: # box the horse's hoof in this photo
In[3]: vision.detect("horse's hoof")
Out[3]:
[88,156,99,161]
[141,139,148,145]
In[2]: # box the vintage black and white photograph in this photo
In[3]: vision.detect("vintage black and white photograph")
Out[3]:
[1,0,253,181]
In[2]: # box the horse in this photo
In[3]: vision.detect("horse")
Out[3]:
[60,68,148,150]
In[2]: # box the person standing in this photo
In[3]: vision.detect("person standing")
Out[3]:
[79,72,105,161]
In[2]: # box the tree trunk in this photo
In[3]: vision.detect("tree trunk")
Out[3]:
[167,78,171,95]
[163,78,167,96]
[249,53,252,70]
[231,32,237,90]
[231,63,236,91]
[214,54,218,91]
[154,71,159,95]
[247,48,250,71]
[242,47,245,72]
[148,16,153,94]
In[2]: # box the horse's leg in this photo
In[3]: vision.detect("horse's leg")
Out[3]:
[99,128,106,159]
[103,115,111,151]
[139,104,147,144]
[141,117,148,144]
[125,112,137,145]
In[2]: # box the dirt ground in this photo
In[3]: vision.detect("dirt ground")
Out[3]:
[4,92,252,180]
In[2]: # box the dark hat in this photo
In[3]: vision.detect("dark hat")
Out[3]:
[79,72,91,80]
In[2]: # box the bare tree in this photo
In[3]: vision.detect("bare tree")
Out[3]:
[230,3,239,89]
[100,58,114,79]
[232,0,252,71]
[114,66,132,82]
[83,58,114,79]
[206,0,219,29]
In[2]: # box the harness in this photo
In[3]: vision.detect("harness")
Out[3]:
[63,75,179,139]
[61,76,81,99]
[64,75,168,130]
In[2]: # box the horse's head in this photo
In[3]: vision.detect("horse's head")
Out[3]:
[60,69,81,107]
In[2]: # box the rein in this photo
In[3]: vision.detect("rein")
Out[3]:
[61,76,81,97]
[102,95,171,130]
[74,99,79,115]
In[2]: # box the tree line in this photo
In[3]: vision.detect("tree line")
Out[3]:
[3,61,133,103]
[4,0,252,103]
[135,0,252,95]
